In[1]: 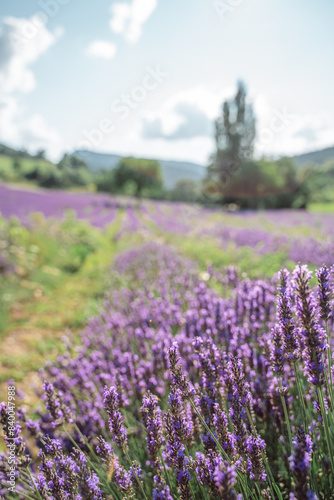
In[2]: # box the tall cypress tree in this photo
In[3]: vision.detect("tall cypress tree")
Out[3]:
[208,81,256,199]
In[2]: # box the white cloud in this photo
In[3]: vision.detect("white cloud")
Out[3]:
[0,17,64,160]
[0,16,58,94]
[253,94,334,157]
[85,40,117,60]
[0,94,64,162]
[110,0,157,43]
[141,84,232,138]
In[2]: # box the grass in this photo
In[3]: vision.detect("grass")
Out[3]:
[0,154,55,183]
[308,202,334,213]
[0,209,149,401]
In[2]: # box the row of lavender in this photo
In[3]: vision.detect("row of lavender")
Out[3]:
[1,183,334,267]
[1,243,334,499]
[0,185,118,229]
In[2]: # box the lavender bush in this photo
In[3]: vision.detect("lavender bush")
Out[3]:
[1,243,334,499]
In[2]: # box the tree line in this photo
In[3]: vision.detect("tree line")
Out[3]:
[1,81,332,209]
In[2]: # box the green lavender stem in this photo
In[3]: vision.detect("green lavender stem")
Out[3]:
[280,378,293,454]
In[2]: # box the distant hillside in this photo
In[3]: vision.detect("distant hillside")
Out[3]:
[292,146,334,167]
[71,151,122,171]
[0,143,39,160]
[0,143,58,185]
[72,150,206,189]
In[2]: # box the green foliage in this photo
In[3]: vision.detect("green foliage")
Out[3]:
[205,82,314,209]
[0,209,154,390]
[12,158,21,171]
[208,80,256,193]
[95,169,117,193]
[0,146,92,189]
[112,157,162,197]
[304,160,334,204]
[166,179,199,202]
[220,157,310,209]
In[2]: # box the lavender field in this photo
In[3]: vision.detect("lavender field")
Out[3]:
[1,184,334,500]
[1,184,334,268]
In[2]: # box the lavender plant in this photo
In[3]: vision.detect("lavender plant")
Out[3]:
[0,243,333,499]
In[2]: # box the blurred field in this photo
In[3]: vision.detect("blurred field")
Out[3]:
[1,183,334,401]
[1,181,334,499]
[308,202,334,213]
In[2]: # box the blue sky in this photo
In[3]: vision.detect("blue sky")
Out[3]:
[0,0,333,164]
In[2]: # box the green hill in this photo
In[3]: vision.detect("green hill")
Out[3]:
[0,146,57,184]
[292,145,334,167]
[71,149,206,189]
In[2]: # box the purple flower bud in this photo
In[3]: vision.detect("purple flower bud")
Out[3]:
[270,325,284,375]
[289,427,316,500]
[293,265,326,386]
[141,391,164,464]
[103,386,128,450]
[276,269,299,362]
[213,459,240,499]
[245,435,266,482]
[43,381,73,427]
[316,265,332,321]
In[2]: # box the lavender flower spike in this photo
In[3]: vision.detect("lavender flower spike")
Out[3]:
[245,434,267,482]
[293,265,327,386]
[289,426,317,500]
[213,460,242,500]
[103,386,128,450]
[168,342,195,399]
[277,269,299,362]
[141,391,164,465]
[270,325,284,375]
[43,381,73,427]
[316,265,332,321]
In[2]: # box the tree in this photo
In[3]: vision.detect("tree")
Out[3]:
[169,180,199,202]
[56,154,91,187]
[113,157,162,197]
[70,155,88,170]
[12,158,21,170]
[35,149,46,159]
[219,157,308,209]
[207,81,256,199]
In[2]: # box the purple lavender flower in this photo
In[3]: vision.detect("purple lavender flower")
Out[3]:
[229,356,251,407]
[245,434,266,482]
[213,459,241,499]
[164,388,193,500]
[212,403,235,456]
[289,426,316,500]
[36,444,103,499]
[316,265,332,321]
[96,436,114,464]
[113,456,136,497]
[34,473,50,500]
[168,342,195,399]
[226,356,250,453]
[293,265,327,385]
[153,482,173,499]
[43,381,73,427]
[277,269,299,362]
[0,402,30,467]
[103,386,128,450]
[270,325,284,375]
[141,391,164,465]
[38,453,68,500]
[25,419,42,439]
[195,451,240,498]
